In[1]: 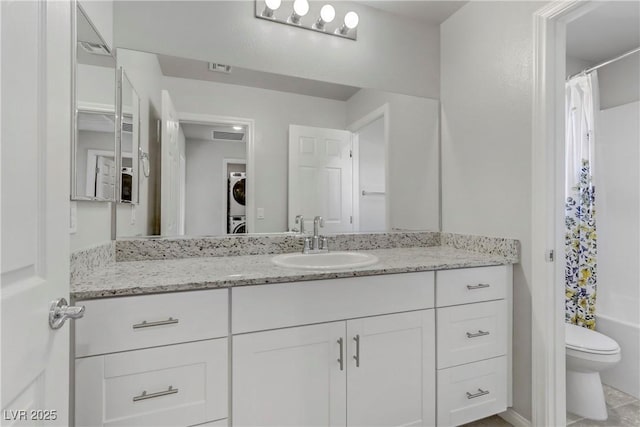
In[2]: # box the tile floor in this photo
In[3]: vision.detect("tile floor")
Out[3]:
[567,385,640,427]
[462,385,639,427]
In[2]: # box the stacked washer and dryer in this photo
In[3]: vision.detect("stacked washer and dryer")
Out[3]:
[228,172,246,234]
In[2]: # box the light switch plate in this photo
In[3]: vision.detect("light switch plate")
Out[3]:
[257,207,265,219]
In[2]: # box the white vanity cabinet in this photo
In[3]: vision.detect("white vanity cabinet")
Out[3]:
[231,273,436,427]
[74,289,229,427]
[435,265,512,427]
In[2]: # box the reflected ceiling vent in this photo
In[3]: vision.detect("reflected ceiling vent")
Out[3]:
[208,63,233,74]
[212,130,245,142]
[79,41,111,56]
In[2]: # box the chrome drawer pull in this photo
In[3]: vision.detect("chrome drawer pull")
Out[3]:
[133,385,178,402]
[466,330,490,338]
[337,338,344,371]
[353,335,360,367]
[132,317,179,329]
[466,388,490,399]
[467,283,490,290]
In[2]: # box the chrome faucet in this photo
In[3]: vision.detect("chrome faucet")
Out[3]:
[302,216,328,253]
[294,215,305,234]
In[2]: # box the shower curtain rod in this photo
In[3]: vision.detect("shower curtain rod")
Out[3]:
[568,46,640,80]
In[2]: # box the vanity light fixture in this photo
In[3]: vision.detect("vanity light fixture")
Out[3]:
[262,0,281,18]
[337,11,359,35]
[254,0,357,41]
[314,4,335,31]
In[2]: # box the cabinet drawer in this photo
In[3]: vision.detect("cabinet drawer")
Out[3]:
[437,356,507,427]
[436,266,508,307]
[437,300,506,368]
[75,339,228,427]
[76,289,228,357]
[232,272,434,334]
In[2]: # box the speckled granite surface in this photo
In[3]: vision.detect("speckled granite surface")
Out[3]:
[115,232,441,261]
[441,233,520,263]
[71,246,514,300]
[70,242,115,282]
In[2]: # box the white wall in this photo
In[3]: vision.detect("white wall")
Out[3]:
[185,139,246,236]
[598,54,640,109]
[596,101,640,325]
[357,117,386,232]
[116,49,164,237]
[163,76,347,233]
[113,0,440,98]
[441,1,544,420]
[346,89,440,232]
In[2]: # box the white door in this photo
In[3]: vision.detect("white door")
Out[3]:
[160,90,179,236]
[233,322,347,426]
[95,156,116,199]
[288,125,353,233]
[346,311,436,427]
[1,1,73,424]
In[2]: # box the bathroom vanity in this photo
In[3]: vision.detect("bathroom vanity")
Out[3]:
[71,240,515,427]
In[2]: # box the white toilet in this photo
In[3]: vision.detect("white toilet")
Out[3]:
[565,323,621,420]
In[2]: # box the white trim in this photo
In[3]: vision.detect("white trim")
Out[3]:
[499,408,532,427]
[351,134,360,232]
[222,158,247,234]
[347,103,390,231]
[77,101,115,114]
[531,2,603,426]
[179,112,255,233]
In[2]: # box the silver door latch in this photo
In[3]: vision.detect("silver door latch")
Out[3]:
[49,298,85,329]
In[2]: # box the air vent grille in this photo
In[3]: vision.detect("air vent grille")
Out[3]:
[122,122,133,133]
[213,131,244,141]
[208,63,232,74]
[79,41,111,56]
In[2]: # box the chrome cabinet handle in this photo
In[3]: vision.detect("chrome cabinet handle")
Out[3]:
[466,388,490,399]
[49,298,85,330]
[132,317,179,329]
[337,338,344,371]
[466,330,490,338]
[133,385,178,402]
[353,335,360,367]
[467,283,490,290]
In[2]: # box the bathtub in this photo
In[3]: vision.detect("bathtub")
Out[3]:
[596,313,640,398]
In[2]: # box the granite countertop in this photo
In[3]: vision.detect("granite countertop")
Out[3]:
[71,246,515,300]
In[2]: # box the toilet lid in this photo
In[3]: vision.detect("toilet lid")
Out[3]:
[565,323,620,353]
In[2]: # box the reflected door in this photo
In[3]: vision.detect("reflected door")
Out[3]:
[288,125,353,233]
[95,156,116,199]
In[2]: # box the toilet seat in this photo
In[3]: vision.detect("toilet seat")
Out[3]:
[565,323,620,354]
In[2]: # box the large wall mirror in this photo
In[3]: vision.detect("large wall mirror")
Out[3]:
[114,48,440,238]
[72,4,117,201]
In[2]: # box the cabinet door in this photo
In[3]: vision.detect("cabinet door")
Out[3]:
[346,310,436,427]
[233,322,347,426]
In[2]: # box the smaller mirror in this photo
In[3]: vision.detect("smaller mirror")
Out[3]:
[117,69,140,204]
[72,4,117,201]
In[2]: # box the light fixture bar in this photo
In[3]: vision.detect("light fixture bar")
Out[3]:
[254,0,357,41]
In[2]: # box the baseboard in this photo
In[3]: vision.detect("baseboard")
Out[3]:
[499,408,532,427]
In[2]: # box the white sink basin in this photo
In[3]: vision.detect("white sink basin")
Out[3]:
[272,251,379,270]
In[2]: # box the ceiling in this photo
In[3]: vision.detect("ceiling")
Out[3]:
[158,54,361,102]
[357,0,467,25]
[567,1,640,64]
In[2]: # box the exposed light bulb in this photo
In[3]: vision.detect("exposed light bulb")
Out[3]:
[320,4,335,23]
[233,126,243,131]
[344,11,359,29]
[293,0,309,17]
[262,0,281,18]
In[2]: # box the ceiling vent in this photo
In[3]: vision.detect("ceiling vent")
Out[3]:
[208,62,233,74]
[79,41,111,56]
[212,130,245,142]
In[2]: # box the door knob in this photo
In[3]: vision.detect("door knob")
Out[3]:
[49,298,85,329]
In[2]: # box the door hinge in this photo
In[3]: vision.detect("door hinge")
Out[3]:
[349,150,353,158]
[350,216,353,224]
[546,250,555,262]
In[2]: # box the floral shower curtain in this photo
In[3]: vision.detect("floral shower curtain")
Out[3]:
[565,72,599,330]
